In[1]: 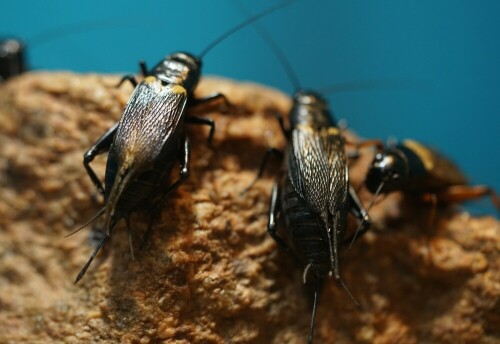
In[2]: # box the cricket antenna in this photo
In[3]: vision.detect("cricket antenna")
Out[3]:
[234,0,301,91]
[28,17,149,48]
[198,0,295,59]
[317,79,423,95]
[233,2,421,98]
[2,17,158,80]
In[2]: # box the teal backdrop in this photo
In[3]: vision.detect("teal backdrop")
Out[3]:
[2,0,499,215]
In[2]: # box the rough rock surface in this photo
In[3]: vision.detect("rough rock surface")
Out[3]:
[0,72,498,344]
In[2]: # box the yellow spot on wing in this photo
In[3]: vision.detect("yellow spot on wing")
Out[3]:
[144,76,157,84]
[296,124,314,133]
[296,124,340,136]
[327,127,340,135]
[170,84,187,95]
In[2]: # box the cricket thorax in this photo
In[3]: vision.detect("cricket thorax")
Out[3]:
[151,52,201,92]
[289,90,335,129]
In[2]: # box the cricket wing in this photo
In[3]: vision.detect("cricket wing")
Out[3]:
[288,126,325,214]
[319,128,349,214]
[289,126,349,216]
[114,81,187,164]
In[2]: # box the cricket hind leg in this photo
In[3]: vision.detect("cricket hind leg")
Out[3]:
[343,186,372,247]
[186,116,216,146]
[428,185,500,211]
[185,93,233,147]
[188,93,231,114]
[83,123,118,197]
[117,74,138,88]
[242,147,283,194]
[267,180,301,264]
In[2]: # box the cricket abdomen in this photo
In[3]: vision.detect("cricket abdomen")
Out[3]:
[104,153,175,214]
[281,175,330,275]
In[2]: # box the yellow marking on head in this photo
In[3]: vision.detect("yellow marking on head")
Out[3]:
[170,84,187,95]
[296,123,315,132]
[296,124,341,137]
[327,127,340,135]
[144,76,157,84]
[403,139,434,171]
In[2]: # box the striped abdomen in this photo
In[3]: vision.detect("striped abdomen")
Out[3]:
[281,175,330,276]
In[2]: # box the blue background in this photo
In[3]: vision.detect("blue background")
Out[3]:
[2,0,499,215]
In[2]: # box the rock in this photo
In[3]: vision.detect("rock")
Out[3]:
[0,72,498,344]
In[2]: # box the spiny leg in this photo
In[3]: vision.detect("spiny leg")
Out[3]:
[243,147,283,193]
[268,180,300,264]
[189,93,231,113]
[408,192,438,265]
[83,123,118,197]
[344,138,384,151]
[117,74,138,88]
[185,116,215,146]
[139,61,148,77]
[347,150,361,161]
[426,193,438,229]
[343,185,374,247]
[429,185,500,211]
[162,135,191,203]
[344,138,385,162]
[272,110,291,140]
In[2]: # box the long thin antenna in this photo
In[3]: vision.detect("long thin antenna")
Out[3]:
[198,0,295,58]
[28,17,149,48]
[232,4,422,96]
[235,1,301,91]
[317,79,424,95]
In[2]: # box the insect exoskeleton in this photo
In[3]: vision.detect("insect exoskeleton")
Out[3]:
[365,139,500,216]
[235,5,380,342]
[72,1,296,284]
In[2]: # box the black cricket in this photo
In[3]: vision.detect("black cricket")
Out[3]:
[365,139,500,212]
[73,1,294,284]
[0,38,25,82]
[1,18,176,82]
[236,5,373,342]
[257,91,372,344]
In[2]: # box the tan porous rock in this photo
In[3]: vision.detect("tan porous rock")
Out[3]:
[0,72,498,343]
